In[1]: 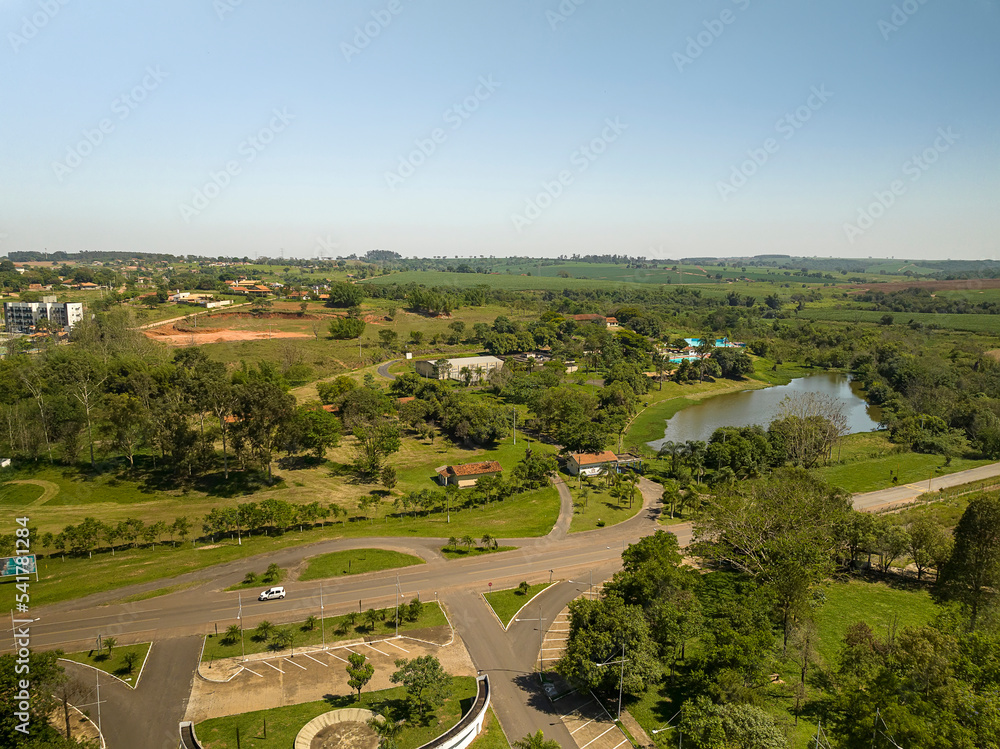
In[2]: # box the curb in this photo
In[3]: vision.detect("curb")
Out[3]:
[58,642,152,691]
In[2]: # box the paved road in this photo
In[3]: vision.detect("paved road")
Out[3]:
[853,461,1000,511]
[12,460,999,746]
[376,359,400,380]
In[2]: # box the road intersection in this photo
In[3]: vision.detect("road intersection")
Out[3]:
[6,463,999,747]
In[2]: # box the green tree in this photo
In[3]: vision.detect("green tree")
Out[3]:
[352,421,401,482]
[390,655,452,722]
[512,731,560,749]
[368,713,404,749]
[345,651,375,698]
[326,281,365,307]
[940,491,1000,629]
[231,381,295,480]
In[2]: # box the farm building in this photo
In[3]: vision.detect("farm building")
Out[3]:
[436,460,503,488]
[414,355,505,384]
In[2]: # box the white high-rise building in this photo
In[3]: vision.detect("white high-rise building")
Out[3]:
[3,296,84,333]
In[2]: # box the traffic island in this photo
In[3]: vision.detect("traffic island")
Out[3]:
[294,708,377,749]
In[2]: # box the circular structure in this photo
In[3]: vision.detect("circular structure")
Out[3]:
[294,708,378,749]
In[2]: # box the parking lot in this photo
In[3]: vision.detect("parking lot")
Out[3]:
[185,630,476,723]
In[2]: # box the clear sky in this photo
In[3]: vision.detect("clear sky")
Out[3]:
[1,0,997,261]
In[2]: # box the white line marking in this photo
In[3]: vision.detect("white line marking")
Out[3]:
[561,700,593,719]
[302,653,328,667]
[364,643,390,656]
[284,658,307,670]
[387,640,409,652]
[571,720,594,734]
[611,740,630,749]
[327,652,347,663]
[242,667,263,678]
[261,660,284,673]
[581,726,618,748]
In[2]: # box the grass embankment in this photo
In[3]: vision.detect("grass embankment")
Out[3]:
[201,601,448,662]
[628,576,939,749]
[0,482,44,505]
[811,432,993,493]
[195,676,477,749]
[299,549,424,581]
[474,708,511,748]
[484,583,551,628]
[61,642,151,683]
[567,480,644,532]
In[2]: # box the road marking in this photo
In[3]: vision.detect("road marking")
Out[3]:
[561,699,593,719]
[545,636,569,641]
[327,652,347,663]
[302,653,328,667]
[571,720,594,734]
[242,667,263,678]
[365,643,390,656]
[261,660,284,673]
[387,640,409,652]
[581,726,618,748]
[284,658,307,670]
[611,740,630,749]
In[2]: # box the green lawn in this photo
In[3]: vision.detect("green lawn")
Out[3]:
[813,578,937,666]
[483,583,551,628]
[567,480,644,533]
[472,707,510,748]
[202,601,448,662]
[812,450,992,493]
[0,482,44,505]
[224,567,286,591]
[299,549,424,581]
[61,642,151,685]
[195,676,477,749]
[441,545,517,560]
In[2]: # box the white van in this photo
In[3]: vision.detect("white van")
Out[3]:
[258,586,286,601]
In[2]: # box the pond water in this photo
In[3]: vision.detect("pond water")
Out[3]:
[649,372,882,449]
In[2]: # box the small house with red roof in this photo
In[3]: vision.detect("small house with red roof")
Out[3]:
[435,460,503,489]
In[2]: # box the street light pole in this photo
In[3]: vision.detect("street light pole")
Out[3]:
[238,592,245,662]
[395,575,400,637]
[320,582,325,649]
[617,643,625,721]
[539,604,544,675]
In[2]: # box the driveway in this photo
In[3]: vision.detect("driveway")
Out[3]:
[376,359,399,380]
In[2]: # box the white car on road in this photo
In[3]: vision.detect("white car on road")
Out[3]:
[258,586,286,601]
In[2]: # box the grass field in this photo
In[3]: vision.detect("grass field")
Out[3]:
[201,601,448,662]
[472,707,510,748]
[440,545,517,559]
[483,583,551,627]
[299,549,424,581]
[0,482,44,505]
[567,480,644,532]
[798,308,1000,333]
[195,676,477,749]
[61,642,151,684]
[811,449,992,493]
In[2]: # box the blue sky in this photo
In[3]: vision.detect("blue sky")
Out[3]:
[1,0,997,260]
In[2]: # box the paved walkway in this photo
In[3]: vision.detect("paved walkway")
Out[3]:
[853,461,1000,512]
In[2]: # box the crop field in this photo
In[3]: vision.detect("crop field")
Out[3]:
[798,308,1000,332]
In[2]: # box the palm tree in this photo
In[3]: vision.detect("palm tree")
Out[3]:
[661,479,680,518]
[461,534,477,550]
[651,351,666,391]
[223,623,242,645]
[368,714,404,749]
[658,440,685,476]
[513,730,560,749]
[103,637,117,658]
[685,440,707,484]
[447,536,459,550]
[480,533,498,550]
[696,334,716,381]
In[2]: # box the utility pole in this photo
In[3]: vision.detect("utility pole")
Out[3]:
[238,593,245,661]
[320,582,325,649]
[538,604,544,675]
[395,575,400,637]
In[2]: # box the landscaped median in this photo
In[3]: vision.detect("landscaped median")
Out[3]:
[483,582,551,628]
[299,548,425,581]
[61,641,152,688]
[201,601,448,665]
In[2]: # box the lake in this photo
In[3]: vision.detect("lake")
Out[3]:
[649,372,882,449]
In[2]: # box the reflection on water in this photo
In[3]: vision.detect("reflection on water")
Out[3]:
[650,372,881,449]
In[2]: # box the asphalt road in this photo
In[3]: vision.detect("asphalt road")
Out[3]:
[9,461,999,747]
[377,359,399,380]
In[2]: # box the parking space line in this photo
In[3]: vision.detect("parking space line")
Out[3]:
[302,653,328,667]
[561,700,593,719]
[261,660,284,673]
[284,658,307,670]
[327,652,347,663]
[581,726,617,748]
[387,640,409,652]
[571,720,594,734]
[611,740,630,749]
[242,667,263,678]
[364,643,390,656]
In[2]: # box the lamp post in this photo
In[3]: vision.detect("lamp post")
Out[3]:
[596,644,627,721]
[320,582,325,649]
[238,592,245,662]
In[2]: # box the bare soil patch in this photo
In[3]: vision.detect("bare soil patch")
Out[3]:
[987,350,1000,362]
[144,324,311,346]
